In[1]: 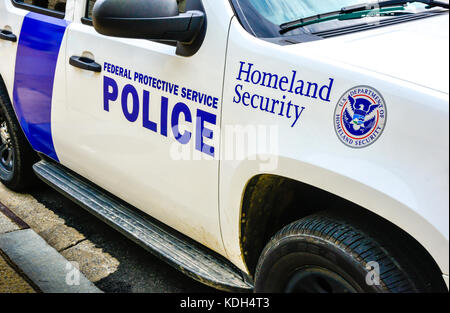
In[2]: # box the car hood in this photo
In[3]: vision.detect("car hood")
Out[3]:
[294,13,449,94]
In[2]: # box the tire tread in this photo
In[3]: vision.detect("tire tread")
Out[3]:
[255,211,434,293]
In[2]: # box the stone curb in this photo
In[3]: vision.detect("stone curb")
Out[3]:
[0,202,102,293]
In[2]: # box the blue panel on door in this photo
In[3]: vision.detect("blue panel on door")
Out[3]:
[13,12,69,162]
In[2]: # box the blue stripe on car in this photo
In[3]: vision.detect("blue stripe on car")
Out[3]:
[13,12,69,162]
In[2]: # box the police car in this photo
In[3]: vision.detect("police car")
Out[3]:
[0,0,448,293]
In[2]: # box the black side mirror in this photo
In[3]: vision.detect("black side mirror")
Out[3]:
[93,0,205,45]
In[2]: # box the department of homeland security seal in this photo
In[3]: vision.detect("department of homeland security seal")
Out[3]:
[334,86,387,148]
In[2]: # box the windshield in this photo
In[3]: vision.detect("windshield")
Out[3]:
[250,0,366,24]
[232,0,444,38]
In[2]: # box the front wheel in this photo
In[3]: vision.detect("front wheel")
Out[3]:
[254,211,445,293]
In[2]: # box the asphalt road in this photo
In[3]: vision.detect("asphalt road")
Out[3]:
[1,180,217,293]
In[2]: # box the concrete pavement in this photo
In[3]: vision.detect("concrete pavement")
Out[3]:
[0,182,216,293]
[0,202,36,293]
[0,250,35,293]
[0,200,101,293]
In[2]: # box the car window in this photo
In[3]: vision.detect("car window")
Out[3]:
[85,0,96,19]
[14,0,67,13]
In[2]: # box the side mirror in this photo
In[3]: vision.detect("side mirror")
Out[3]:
[92,0,205,45]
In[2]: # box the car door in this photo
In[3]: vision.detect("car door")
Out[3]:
[52,0,233,254]
[0,0,26,102]
[0,0,71,160]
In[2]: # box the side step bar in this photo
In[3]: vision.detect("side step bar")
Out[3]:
[33,160,253,292]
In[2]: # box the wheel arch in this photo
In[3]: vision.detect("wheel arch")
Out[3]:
[238,171,448,286]
[0,74,13,106]
[0,74,24,139]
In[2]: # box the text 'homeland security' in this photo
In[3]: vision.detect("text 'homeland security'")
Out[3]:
[233,61,335,127]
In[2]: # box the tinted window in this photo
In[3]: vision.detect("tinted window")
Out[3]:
[85,0,96,19]
[15,0,66,13]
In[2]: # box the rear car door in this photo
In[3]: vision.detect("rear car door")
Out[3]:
[0,0,71,161]
[52,0,233,254]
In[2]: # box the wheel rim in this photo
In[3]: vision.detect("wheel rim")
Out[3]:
[0,120,14,177]
[284,266,357,293]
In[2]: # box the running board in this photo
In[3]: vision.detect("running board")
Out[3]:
[33,160,253,292]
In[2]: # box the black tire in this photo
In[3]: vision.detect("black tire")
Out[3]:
[0,80,38,191]
[254,210,446,293]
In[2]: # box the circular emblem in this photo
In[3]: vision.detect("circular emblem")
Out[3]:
[334,86,387,148]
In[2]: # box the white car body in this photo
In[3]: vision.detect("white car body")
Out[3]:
[0,0,448,288]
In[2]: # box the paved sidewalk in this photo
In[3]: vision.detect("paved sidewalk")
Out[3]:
[0,248,36,293]
[0,201,101,293]
[0,204,37,293]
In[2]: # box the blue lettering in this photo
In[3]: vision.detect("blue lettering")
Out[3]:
[121,84,139,122]
[236,61,253,82]
[171,102,192,145]
[196,109,216,157]
[103,78,217,156]
[233,84,243,104]
[160,96,168,137]
[142,90,157,132]
[103,76,118,112]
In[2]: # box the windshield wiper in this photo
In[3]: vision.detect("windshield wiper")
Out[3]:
[280,0,449,33]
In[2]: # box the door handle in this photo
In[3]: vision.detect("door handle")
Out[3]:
[69,55,102,72]
[0,29,17,42]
